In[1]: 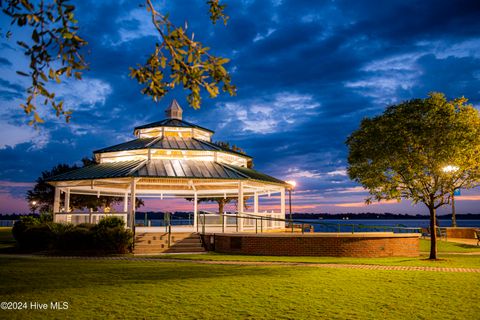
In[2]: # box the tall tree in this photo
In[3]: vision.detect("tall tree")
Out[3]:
[1,0,234,125]
[346,93,480,259]
[26,157,144,213]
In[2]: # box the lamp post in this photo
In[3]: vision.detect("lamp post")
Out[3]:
[285,180,296,226]
[442,165,459,227]
[30,201,37,214]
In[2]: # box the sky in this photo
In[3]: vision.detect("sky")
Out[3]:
[1,0,480,215]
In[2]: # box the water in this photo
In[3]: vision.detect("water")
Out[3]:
[298,219,480,233]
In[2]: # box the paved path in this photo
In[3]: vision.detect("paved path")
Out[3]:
[1,253,479,273]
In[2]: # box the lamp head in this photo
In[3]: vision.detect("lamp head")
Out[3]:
[286,180,297,189]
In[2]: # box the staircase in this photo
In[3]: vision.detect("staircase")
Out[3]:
[134,232,206,255]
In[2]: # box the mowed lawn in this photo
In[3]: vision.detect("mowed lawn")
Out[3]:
[1,228,479,319]
[0,257,479,320]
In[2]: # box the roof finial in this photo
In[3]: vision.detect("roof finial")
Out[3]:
[165,99,183,120]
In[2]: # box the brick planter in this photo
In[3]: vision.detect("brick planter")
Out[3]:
[206,232,420,258]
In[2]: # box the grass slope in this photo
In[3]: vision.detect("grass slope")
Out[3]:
[0,257,479,320]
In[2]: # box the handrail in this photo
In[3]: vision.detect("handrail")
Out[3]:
[197,211,422,234]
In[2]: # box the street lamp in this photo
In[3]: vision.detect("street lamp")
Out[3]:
[30,201,37,214]
[285,180,296,227]
[442,165,459,227]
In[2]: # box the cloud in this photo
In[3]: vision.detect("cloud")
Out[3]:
[285,167,321,179]
[326,169,347,176]
[56,78,112,112]
[218,92,321,134]
[0,180,34,187]
[253,28,276,42]
[112,7,159,45]
[0,122,50,150]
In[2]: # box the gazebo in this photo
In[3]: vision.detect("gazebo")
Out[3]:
[48,100,289,233]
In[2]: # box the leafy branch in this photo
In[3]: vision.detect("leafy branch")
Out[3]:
[129,0,235,109]
[2,0,88,125]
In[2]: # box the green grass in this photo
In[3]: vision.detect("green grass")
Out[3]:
[149,252,480,268]
[0,227,15,249]
[0,257,479,319]
[419,239,480,253]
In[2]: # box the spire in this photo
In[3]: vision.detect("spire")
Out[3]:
[165,99,183,120]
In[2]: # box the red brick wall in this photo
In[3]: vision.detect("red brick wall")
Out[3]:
[445,228,478,239]
[212,234,419,258]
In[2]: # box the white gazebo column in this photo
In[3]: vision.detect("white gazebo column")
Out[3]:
[129,179,137,229]
[280,187,286,229]
[193,192,198,232]
[64,188,70,213]
[123,192,128,213]
[253,192,259,214]
[53,187,61,222]
[238,182,244,231]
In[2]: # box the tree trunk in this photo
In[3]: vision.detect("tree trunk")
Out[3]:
[429,205,437,260]
[218,200,225,224]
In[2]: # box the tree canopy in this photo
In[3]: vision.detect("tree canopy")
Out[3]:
[2,0,234,125]
[346,92,480,259]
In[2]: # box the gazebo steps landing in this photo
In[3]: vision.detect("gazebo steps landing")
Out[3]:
[134,232,206,255]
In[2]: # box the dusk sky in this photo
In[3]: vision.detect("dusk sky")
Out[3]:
[1,0,480,215]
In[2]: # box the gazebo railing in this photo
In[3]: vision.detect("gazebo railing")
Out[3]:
[54,212,128,225]
[197,212,422,235]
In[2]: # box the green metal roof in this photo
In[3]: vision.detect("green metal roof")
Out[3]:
[47,160,144,181]
[47,159,286,186]
[93,137,252,158]
[134,118,214,133]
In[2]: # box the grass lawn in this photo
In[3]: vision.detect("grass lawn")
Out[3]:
[0,227,15,249]
[0,257,479,320]
[151,252,480,268]
[419,239,480,253]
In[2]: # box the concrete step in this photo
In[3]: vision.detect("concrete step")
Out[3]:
[133,232,205,254]
[164,247,206,253]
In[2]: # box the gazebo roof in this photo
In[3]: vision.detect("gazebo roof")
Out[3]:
[47,159,286,185]
[133,118,214,133]
[93,136,252,158]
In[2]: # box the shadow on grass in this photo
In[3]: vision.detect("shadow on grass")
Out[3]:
[0,257,292,295]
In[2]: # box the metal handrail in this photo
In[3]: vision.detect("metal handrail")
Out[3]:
[197,211,422,234]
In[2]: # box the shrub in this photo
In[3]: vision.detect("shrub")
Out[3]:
[96,216,125,229]
[19,224,55,251]
[57,226,94,252]
[12,215,132,254]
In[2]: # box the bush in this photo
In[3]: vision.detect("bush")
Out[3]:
[57,226,94,252]
[12,215,132,254]
[19,224,55,251]
[96,216,125,229]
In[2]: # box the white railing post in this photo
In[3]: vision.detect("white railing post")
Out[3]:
[193,192,198,232]
[65,188,70,213]
[238,182,244,232]
[129,179,136,229]
[280,188,286,229]
[53,187,60,222]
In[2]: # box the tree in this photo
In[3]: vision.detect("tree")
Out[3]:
[346,92,480,259]
[1,0,234,125]
[26,157,144,213]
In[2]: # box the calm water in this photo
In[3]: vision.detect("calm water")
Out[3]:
[298,219,480,233]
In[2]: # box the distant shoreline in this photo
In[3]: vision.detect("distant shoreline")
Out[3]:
[1,212,479,220]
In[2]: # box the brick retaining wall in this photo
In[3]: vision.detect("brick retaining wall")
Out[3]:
[444,227,478,239]
[207,233,419,258]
